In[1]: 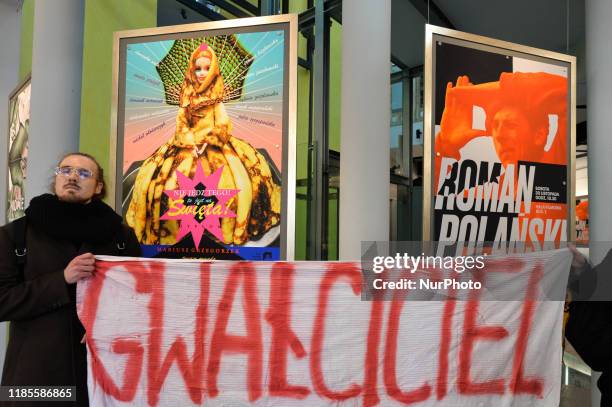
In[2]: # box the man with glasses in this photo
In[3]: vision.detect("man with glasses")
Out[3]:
[0,152,141,406]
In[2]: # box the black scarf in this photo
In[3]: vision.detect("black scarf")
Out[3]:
[25,194,122,245]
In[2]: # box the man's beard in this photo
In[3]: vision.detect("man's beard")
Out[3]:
[60,184,90,204]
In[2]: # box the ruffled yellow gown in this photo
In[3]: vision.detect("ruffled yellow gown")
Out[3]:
[126,45,281,246]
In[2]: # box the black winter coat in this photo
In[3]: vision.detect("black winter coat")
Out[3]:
[0,218,140,407]
[566,249,612,407]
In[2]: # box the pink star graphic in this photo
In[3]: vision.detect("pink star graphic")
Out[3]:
[160,162,239,247]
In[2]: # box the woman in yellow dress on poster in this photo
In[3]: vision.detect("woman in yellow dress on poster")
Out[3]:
[126,43,281,247]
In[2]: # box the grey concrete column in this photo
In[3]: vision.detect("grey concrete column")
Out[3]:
[0,2,21,220]
[586,0,612,405]
[339,0,391,260]
[26,0,84,201]
[0,0,22,375]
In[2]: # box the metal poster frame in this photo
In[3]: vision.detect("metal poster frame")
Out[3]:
[6,74,31,223]
[423,24,577,243]
[110,15,297,260]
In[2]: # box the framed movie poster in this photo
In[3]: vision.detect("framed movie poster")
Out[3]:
[6,75,31,222]
[110,15,297,260]
[423,25,576,246]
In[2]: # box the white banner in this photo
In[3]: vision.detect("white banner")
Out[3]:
[77,250,570,406]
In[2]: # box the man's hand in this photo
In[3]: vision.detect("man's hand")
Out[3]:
[437,76,487,157]
[64,253,95,284]
[569,244,587,269]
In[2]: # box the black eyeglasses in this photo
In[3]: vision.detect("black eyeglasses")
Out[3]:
[54,166,94,179]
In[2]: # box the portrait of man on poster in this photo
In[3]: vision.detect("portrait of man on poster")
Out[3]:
[435,71,567,168]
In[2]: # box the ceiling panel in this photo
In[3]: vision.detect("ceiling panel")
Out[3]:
[434,0,585,54]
